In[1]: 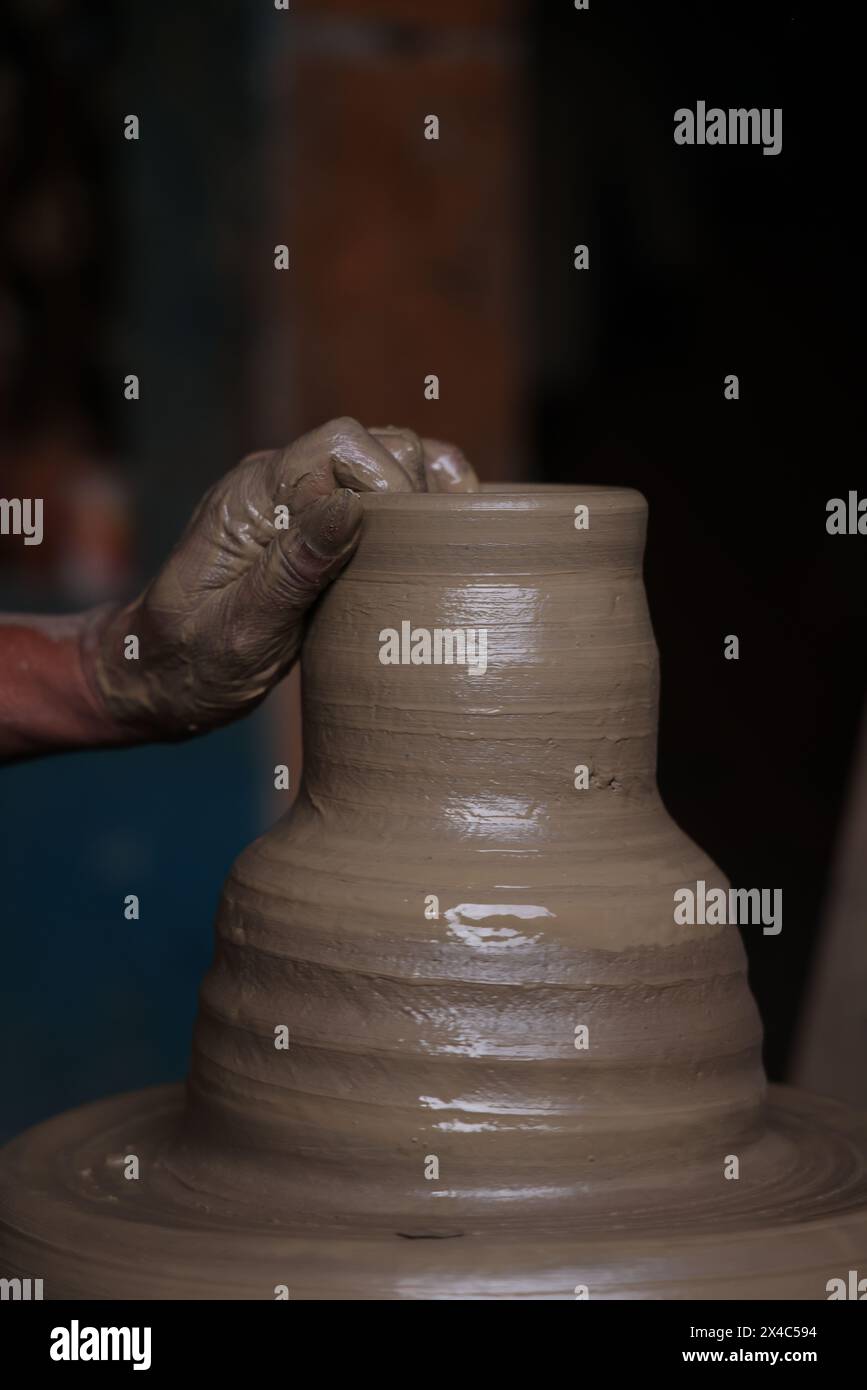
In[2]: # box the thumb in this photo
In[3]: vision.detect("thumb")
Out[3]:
[267,486,364,611]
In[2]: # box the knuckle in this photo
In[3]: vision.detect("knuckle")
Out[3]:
[322,415,365,449]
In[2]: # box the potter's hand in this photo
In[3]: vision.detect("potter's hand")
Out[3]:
[0,419,476,759]
[78,418,477,742]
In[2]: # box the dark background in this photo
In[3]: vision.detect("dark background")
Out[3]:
[0,0,863,1139]
[533,3,865,1080]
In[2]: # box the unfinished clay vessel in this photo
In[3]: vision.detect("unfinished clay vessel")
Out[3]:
[2,485,867,1298]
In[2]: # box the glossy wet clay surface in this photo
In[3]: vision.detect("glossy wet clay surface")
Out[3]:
[2,488,866,1298]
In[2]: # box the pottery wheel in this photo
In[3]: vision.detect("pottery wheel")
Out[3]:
[2,1083,867,1299]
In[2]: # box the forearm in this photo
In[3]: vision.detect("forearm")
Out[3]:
[0,608,133,761]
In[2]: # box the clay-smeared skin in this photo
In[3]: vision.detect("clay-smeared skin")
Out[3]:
[87,419,477,739]
[3,486,867,1299]
[0,421,476,761]
[0,614,117,758]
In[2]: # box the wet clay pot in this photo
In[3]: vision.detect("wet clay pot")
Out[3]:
[3,486,867,1299]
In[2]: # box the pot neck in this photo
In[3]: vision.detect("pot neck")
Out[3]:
[299,487,659,839]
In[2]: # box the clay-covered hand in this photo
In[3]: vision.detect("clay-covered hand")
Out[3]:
[83,418,477,740]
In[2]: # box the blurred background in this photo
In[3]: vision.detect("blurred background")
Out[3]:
[1,0,864,1141]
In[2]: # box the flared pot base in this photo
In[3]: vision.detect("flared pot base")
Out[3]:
[2,1084,867,1299]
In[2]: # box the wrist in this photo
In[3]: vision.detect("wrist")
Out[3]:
[0,608,134,760]
[80,596,183,745]
[84,595,204,743]
[78,601,150,745]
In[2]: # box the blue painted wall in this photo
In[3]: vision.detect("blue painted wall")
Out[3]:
[0,716,268,1142]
